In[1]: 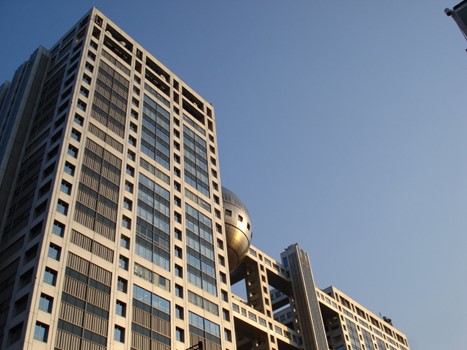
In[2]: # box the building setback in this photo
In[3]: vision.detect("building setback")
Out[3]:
[0,7,410,350]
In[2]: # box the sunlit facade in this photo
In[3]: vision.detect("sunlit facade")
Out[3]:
[0,7,410,350]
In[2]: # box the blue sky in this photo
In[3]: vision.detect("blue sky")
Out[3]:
[1,1,466,349]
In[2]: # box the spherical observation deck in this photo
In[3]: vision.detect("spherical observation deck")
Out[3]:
[222,187,253,271]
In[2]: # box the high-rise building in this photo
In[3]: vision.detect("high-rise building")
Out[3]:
[0,7,410,350]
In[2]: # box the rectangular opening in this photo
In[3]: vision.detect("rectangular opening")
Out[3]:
[144,70,169,97]
[105,24,133,52]
[103,35,132,66]
[146,57,170,82]
[182,99,204,125]
[182,87,204,111]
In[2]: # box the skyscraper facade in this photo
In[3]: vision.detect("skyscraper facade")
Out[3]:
[0,7,410,350]
[0,7,231,350]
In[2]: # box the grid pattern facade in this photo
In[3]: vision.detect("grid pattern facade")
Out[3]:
[0,7,412,350]
[0,7,232,350]
[316,287,410,350]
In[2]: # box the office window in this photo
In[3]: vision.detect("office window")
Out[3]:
[176,327,184,342]
[175,246,182,258]
[225,329,232,342]
[52,221,65,237]
[34,322,49,342]
[116,300,126,317]
[87,51,96,61]
[83,74,91,84]
[48,244,61,261]
[174,228,182,240]
[74,114,84,126]
[79,86,89,98]
[117,277,127,293]
[64,162,75,176]
[175,265,183,278]
[218,255,225,266]
[44,268,57,286]
[223,308,230,321]
[67,145,78,158]
[125,181,133,193]
[119,255,129,270]
[71,128,81,141]
[114,326,125,342]
[175,284,183,298]
[56,200,68,215]
[128,150,136,161]
[175,305,184,319]
[77,99,87,112]
[123,198,132,210]
[220,272,227,284]
[120,235,130,249]
[39,294,53,313]
[60,180,72,195]
[122,216,131,229]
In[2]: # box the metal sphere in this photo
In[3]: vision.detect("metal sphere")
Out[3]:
[222,187,253,271]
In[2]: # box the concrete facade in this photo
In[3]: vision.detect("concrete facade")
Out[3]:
[0,7,410,350]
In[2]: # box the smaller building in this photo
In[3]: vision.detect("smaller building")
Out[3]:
[315,286,409,350]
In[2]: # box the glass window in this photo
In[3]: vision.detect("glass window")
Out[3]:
[119,255,129,270]
[122,216,131,229]
[120,235,130,249]
[116,300,126,317]
[114,326,125,342]
[176,327,184,342]
[68,145,78,158]
[175,246,182,258]
[125,181,133,193]
[52,221,65,237]
[175,305,184,319]
[64,162,75,176]
[83,74,91,84]
[79,86,89,98]
[126,165,134,176]
[71,128,81,141]
[34,322,49,342]
[77,100,87,112]
[60,180,72,195]
[48,244,61,261]
[56,200,68,215]
[39,294,53,313]
[123,198,132,210]
[225,329,232,342]
[175,284,183,298]
[117,277,127,293]
[44,268,57,286]
[74,114,84,126]
[175,265,183,278]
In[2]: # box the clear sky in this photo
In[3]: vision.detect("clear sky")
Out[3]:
[1,1,466,349]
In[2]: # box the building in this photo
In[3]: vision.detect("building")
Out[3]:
[445,1,467,41]
[0,7,410,350]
